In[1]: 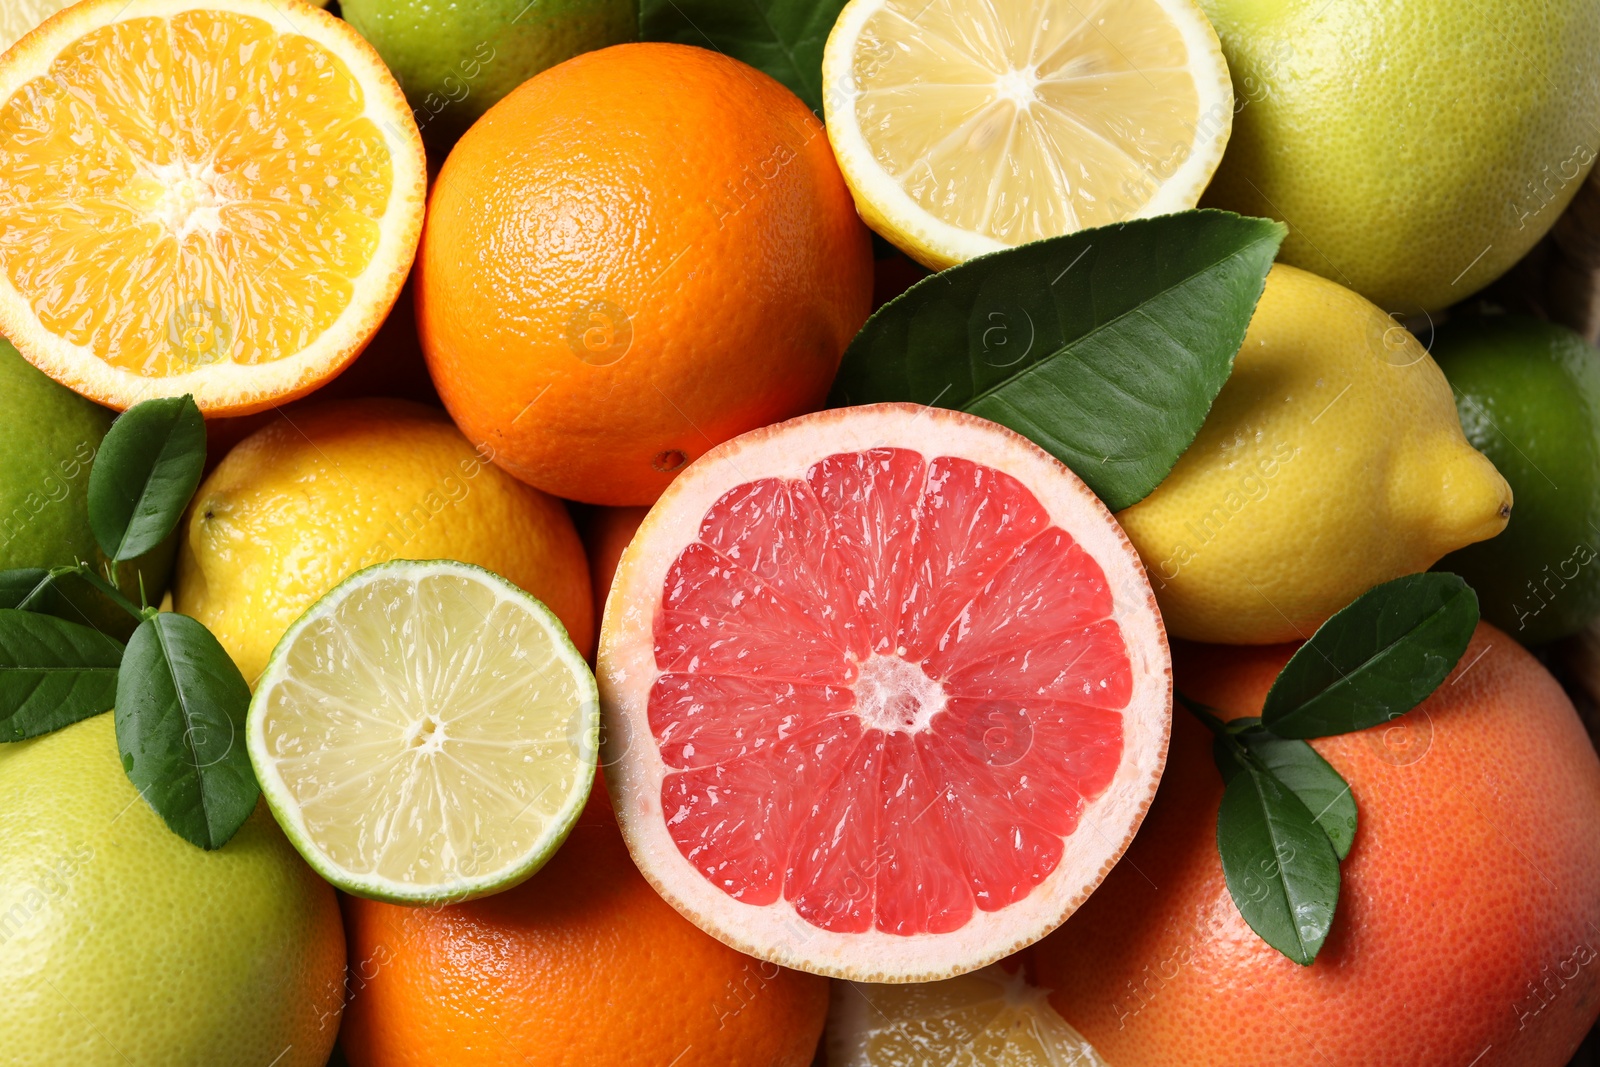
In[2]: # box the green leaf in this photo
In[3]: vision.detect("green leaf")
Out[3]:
[828,211,1286,510]
[1216,760,1341,965]
[640,0,844,113]
[115,613,258,849]
[1261,573,1478,740]
[87,395,205,563]
[0,608,122,741]
[1214,723,1357,861]
[0,568,51,610]
[0,566,143,640]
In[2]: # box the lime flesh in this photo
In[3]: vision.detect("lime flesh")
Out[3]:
[248,559,598,904]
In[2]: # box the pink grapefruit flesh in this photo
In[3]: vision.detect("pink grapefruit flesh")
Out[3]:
[599,404,1170,982]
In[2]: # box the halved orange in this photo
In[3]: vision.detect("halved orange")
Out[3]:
[0,0,426,415]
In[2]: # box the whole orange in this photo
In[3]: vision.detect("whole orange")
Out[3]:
[581,504,649,633]
[1035,623,1600,1066]
[337,789,829,1067]
[418,42,874,506]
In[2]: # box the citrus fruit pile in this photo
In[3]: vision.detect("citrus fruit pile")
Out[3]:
[0,0,1597,1065]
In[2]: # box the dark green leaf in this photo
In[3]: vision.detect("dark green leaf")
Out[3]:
[1215,726,1357,860]
[640,0,844,113]
[115,613,257,849]
[87,395,205,563]
[0,608,122,741]
[0,566,143,640]
[1217,761,1341,965]
[1261,573,1478,739]
[0,569,52,609]
[828,211,1286,510]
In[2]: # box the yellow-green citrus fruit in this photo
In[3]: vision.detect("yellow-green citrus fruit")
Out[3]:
[1116,265,1511,644]
[1435,316,1600,645]
[174,398,593,683]
[1199,0,1600,313]
[0,338,174,624]
[341,0,636,147]
[0,714,345,1067]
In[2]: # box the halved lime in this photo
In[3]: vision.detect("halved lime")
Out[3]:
[248,559,597,904]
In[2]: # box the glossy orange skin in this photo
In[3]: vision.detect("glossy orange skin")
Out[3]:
[418,42,874,506]
[338,789,829,1067]
[1036,624,1600,1066]
[581,505,649,638]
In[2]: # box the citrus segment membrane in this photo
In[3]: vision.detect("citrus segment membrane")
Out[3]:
[249,560,598,904]
[601,404,1170,981]
[823,0,1232,267]
[829,965,1109,1066]
[0,0,426,413]
[655,448,1128,935]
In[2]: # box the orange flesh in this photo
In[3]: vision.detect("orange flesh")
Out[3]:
[0,10,391,375]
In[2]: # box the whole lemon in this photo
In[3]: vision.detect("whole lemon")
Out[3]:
[174,398,593,683]
[1116,265,1511,644]
[0,714,345,1067]
[1199,0,1600,313]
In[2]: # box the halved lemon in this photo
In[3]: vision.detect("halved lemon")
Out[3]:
[828,964,1109,1066]
[0,0,425,415]
[821,0,1233,270]
[248,560,599,904]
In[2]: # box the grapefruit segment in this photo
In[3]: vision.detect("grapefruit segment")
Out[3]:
[600,404,1169,981]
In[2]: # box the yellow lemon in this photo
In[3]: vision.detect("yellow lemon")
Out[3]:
[174,398,593,683]
[1116,265,1511,644]
[1198,0,1600,313]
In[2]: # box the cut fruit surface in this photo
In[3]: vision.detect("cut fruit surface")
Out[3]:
[0,0,426,415]
[821,0,1233,270]
[599,404,1170,981]
[829,964,1108,1066]
[248,559,598,905]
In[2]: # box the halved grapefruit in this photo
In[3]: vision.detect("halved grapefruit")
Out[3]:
[598,404,1170,982]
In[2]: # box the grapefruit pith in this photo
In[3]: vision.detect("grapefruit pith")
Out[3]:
[598,404,1170,982]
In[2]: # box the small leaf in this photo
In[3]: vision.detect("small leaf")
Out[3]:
[115,613,258,849]
[88,395,205,563]
[828,211,1286,510]
[0,568,52,609]
[1217,761,1341,965]
[1215,726,1358,861]
[0,566,141,640]
[0,608,122,741]
[1261,573,1478,739]
[640,0,845,113]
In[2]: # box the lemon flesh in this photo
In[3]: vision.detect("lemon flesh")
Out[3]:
[822,0,1232,269]
[828,965,1108,1066]
[249,559,598,904]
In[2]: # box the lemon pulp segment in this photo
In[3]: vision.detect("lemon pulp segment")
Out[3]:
[830,966,1108,1066]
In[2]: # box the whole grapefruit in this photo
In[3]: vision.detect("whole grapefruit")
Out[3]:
[417,42,874,506]
[337,789,829,1066]
[1034,624,1600,1066]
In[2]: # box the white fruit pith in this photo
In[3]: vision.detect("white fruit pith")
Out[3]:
[599,404,1170,982]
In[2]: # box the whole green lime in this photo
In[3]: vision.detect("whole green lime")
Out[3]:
[0,714,346,1067]
[341,0,637,146]
[1435,316,1600,644]
[0,340,175,628]
[1198,0,1600,313]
